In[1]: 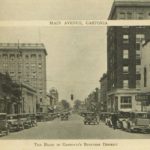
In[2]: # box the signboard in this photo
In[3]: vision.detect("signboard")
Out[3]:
[135,95,149,101]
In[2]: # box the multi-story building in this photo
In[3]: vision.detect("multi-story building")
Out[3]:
[107,0,150,112]
[140,41,150,111]
[99,73,108,112]
[0,43,47,113]
[47,87,59,112]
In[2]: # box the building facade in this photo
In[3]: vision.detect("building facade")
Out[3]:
[21,83,37,114]
[0,43,47,112]
[99,73,108,112]
[47,88,59,113]
[107,0,150,112]
[140,41,150,111]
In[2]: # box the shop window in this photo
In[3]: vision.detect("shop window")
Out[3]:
[120,96,132,109]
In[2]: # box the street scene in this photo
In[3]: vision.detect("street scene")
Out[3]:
[2,113,150,139]
[1,0,150,140]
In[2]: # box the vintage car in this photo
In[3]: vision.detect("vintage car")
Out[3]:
[122,112,150,133]
[84,112,99,125]
[0,113,9,136]
[7,114,24,131]
[99,112,110,123]
[18,113,32,129]
[116,111,130,129]
[36,113,48,122]
[29,114,37,126]
[61,112,69,121]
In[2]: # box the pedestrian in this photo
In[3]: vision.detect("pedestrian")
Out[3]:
[111,113,118,130]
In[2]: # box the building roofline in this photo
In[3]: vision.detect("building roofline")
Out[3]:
[0,43,48,55]
[100,73,107,82]
[108,0,150,20]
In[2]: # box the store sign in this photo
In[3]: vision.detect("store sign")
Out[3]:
[135,94,149,101]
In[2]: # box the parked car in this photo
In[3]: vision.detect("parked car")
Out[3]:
[122,112,150,133]
[18,113,32,129]
[29,114,37,126]
[7,114,24,131]
[84,112,99,125]
[117,111,130,129]
[0,113,9,136]
[61,113,69,121]
[99,112,110,123]
[36,113,48,122]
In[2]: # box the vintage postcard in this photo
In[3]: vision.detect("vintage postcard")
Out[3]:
[0,0,150,150]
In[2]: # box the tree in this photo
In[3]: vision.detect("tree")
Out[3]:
[60,100,70,110]
[73,99,82,111]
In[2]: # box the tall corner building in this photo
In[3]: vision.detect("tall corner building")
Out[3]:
[107,0,150,112]
[0,43,47,113]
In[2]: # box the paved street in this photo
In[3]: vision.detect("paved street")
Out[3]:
[1,114,150,139]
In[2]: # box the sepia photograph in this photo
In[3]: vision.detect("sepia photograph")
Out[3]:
[0,0,150,146]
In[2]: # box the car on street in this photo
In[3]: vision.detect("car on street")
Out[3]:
[122,112,150,133]
[83,112,99,125]
[7,114,24,131]
[36,113,49,122]
[0,113,9,136]
[29,114,37,126]
[61,112,69,121]
[18,113,32,129]
[117,111,130,129]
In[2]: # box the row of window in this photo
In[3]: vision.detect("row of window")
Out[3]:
[122,34,145,44]
[123,65,141,74]
[0,54,43,59]
[122,79,140,89]
[119,12,146,20]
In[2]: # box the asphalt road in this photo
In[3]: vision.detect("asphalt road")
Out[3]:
[1,114,150,139]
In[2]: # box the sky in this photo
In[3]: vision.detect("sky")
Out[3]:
[0,0,114,102]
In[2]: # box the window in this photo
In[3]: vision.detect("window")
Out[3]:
[123,66,129,74]
[39,54,42,58]
[10,54,15,60]
[136,65,141,74]
[10,72,15,77]
[137,13,143,19]
[3,54,8,59]
[136,34,145,44]
[136,50,141,59]
[120,96,132,109]
[123,35,129,43]
[127,12,132,19]
[136,80,140,88]
[123,50,129,59]
[38,63,42,68]
[31,54,36,58]
[119,12,125,19]
[136,43,140,51]
[25,55,29,59]
[123,80,129,88]
[144,67,147,87]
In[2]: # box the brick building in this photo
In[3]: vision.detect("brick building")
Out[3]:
[107,0,150,112]
[140,41,150,111]
[99,73,108,112]
[0,43,47,112]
